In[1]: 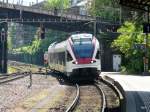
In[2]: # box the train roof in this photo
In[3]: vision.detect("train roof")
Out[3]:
[71,33,93,39]
[48,41,67,53]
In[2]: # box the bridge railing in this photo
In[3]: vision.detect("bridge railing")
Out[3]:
[0,1,121,24]
[0,2,94,21]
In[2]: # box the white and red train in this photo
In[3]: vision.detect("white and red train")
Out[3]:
[48,33,101,80]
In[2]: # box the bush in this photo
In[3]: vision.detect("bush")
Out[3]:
[112,21,149,73]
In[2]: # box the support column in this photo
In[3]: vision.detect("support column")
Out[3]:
[93,0,97,36]
[145,7,149,73]
[0,22,8,73]
[93,19,97,36]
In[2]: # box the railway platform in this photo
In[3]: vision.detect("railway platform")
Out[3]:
[101,72,150,112]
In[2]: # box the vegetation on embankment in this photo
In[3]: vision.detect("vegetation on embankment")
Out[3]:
[89,0,120,21]
[44,0,70,10]
[90,0,149,73]
[8,67,18,74]
[111,21,150,73]
[9,30,67,65]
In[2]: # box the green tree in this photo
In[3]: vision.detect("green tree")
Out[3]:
[44,0,70,10]
[112,21,150,73]
[89,0,120,21]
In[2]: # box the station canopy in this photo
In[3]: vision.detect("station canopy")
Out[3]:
[118,0,150,12]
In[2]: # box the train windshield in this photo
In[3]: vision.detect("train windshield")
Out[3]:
[73,44,94,58]
[71,34,94,58]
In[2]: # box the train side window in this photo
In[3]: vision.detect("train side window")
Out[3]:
[96,50,100,59]
[62,52,65,65]
[58,52,65,65]
[67,51,72,61]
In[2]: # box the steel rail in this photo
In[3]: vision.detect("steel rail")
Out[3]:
[0,75,12,80]
[0,73,30,84]
[0,73,27,79]
[65,84,80,112]
[0,77,8,80]
[94,82,106,112]
[100,76,124,100]
[0,75,9,78]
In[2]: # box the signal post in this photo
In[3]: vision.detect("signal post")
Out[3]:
[0,22,8,73]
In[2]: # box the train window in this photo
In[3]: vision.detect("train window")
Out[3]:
[72,38,92,44]
[67,51,72,61]
[96,50,100,59]
[81,38,92,44]
[73,39,80,44]
[58,52,65,65]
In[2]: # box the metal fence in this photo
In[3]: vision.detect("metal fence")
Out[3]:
[8,52,44,66]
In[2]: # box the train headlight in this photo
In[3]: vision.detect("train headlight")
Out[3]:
[91,60,94,63]
[73,61,78,64]
[75,61,78,64]
[91,60,96,63]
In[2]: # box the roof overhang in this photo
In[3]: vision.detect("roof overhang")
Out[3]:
[117,0,150,12]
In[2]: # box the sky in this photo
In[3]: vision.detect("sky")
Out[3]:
[1,0,44,6]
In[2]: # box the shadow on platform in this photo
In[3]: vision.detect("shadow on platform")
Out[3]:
[120,90,150,112]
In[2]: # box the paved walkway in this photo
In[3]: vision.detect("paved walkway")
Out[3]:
[101,72,150,112]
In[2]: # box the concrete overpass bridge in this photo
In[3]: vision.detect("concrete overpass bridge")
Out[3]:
[0,2,121,32]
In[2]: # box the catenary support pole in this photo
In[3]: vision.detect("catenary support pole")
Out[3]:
[93,0,96,36]
[0,22,8,73]
[146,7,149,73]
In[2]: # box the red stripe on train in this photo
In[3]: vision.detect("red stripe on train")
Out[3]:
[77,58,92,64]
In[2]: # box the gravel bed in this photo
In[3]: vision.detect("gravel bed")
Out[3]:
[1,61,120,112]
[74,85,102,112]
[98,81,120,112]
[0,74,76,112]
[48,86,76,112]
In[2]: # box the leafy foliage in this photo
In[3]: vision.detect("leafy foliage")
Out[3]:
[10,30,65,65]
[14,30,66,52]
[89,0,120,21]
[112,21,150,73]
[13,37,41,54]
[44,0,70,10]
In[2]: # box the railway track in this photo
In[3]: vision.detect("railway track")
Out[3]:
[95,78,121,112]
[65,79,120,112]
[0,72,31,84]
[8,60,46,74]
[0,60,45,86]
[66,84,80,112]
[65,83,106,112]
[0,61,33,85]
[94,82,107,112]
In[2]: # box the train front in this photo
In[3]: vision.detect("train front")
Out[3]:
[66,33,101,80]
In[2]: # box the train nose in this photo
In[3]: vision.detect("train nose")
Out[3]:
[73,58,96,64]
[77,58,92,64]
